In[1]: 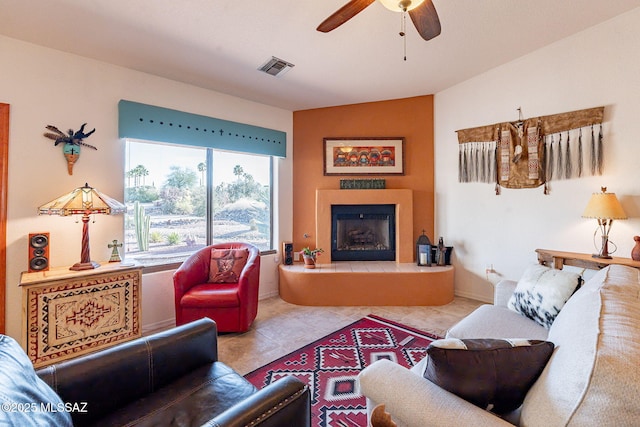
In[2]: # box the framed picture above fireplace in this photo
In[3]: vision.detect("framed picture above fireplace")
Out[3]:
[323,137,404,175]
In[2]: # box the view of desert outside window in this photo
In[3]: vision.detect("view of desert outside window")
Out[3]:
[124,140,271,266]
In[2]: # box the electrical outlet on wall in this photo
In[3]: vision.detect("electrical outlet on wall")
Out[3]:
[294,252,300,262]
[485,264,502,282]
[485,264,495,276]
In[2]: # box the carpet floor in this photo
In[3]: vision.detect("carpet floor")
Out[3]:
[245,315,440,427]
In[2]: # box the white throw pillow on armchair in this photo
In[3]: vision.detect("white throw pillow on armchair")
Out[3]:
[508,264,582,328]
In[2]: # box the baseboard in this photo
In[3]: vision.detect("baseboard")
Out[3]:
[142,318,175,336]
[140,291,279,335]
[259,290,280,300]
[454,289,492,304]
[141,290,478,334]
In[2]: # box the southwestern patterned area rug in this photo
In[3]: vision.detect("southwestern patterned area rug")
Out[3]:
[245,315,439,427]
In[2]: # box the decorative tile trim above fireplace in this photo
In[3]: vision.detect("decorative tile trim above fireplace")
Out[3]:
[316,189,413,263]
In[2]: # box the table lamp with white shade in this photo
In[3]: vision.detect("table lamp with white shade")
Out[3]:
[582,187,627,259]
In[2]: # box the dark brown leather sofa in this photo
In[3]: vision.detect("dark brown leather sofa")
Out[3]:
[16,318,310,426]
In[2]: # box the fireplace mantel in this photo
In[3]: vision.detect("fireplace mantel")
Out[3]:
[316,189,413,263]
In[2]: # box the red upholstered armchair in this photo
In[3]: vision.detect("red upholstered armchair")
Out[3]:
[173,242,260,332]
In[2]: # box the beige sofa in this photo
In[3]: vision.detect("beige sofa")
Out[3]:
[358,264,640,426]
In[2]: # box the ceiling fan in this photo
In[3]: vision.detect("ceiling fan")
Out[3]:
[317,0,441,41]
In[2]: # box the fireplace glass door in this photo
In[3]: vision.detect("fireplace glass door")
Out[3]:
[331,204,395,261]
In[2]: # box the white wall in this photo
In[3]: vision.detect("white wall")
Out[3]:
[435,8,640,302]
[1,36,293,340]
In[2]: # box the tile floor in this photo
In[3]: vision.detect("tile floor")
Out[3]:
[217,296,484,375]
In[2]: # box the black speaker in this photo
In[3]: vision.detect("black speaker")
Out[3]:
[283,242,293,265]
[28,232,50,273]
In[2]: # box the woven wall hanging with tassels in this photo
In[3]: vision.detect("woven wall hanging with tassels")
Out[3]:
[456,106,604,194]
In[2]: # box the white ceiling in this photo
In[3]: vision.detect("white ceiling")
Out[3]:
[2,0,639,111]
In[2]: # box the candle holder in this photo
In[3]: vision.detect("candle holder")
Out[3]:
[416,230,432,266]
[417,244,432,267]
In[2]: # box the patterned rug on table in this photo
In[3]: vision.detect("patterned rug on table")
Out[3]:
[245,315,440,427]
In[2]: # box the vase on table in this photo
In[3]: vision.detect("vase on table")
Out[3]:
[303,254,316,269]
[632,236,640,261]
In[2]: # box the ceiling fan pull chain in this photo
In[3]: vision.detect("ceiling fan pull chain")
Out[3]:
[400,11,407,61]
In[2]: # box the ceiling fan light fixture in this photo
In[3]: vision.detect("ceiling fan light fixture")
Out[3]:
[379,0,425,12]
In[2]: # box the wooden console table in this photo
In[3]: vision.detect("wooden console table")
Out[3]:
[536,249,640,271]
[20,262,142,367]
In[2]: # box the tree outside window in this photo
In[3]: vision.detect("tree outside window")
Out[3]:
[124,140,272,267]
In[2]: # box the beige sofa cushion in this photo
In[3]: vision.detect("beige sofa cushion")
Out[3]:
[521,265,640,426]
[446,305,548,341]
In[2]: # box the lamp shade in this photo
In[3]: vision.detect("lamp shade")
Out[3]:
[39,183,125,216]
[379,0,426,12]
[582,188,627,220]
[38,183,125,271]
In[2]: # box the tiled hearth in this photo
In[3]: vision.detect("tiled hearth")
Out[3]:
[279,261,454,306]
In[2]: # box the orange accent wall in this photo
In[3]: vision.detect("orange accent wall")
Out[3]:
[292,96,434,258]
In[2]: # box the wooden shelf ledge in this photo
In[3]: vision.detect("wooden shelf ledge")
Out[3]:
[535,249,640,271]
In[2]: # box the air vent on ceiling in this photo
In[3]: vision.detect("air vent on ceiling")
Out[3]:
[258,56,294,77]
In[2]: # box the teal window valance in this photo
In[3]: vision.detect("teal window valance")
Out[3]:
[118,100,286,158]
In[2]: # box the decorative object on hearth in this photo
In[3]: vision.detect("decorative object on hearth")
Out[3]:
[43,123,97,175]
[302,256,314,268]
[435,237,446,266]
[430,245,453,266]
[245,314,439,427]
[445,246,453,265]
[282,242,294,265]
[108,239,123,262]
[324,138,404,175]
[300,246,324,269]
[582,187,627,259]
[339,178,386,189]
[632,236,640,261]
[416,230,431,266]
[457,106,604,194]
[38,183,126,270]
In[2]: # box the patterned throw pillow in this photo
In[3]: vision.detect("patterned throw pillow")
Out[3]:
[423,338,554,414]
[208,248,249,283]
[508,264,582,328]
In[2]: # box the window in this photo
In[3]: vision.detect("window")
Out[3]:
[124,140,272,268]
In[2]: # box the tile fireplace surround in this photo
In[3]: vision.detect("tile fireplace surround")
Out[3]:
[278,189,454,306]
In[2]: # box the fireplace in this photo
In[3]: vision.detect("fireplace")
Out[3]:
[331,204,396,261]
[316,189,413,263]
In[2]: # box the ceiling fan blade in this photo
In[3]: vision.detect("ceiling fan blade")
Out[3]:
[409,0,441,41]
[317,0,376,33]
